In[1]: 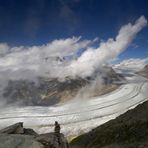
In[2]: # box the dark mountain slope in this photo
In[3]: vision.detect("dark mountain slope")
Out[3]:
[70,100,148,148]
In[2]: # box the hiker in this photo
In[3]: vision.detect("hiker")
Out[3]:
[54,121,61,134]
[54,121,61,144]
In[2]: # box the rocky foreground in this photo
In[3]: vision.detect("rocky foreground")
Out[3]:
[70,100,148,148]
[0,122,68,148]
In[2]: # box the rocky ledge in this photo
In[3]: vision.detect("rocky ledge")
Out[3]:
[0,122,69,148]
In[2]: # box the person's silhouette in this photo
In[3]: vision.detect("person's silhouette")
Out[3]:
[54,121,61,134]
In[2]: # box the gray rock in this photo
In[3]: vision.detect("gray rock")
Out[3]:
[0,122,24,134]
[0,134,44,148]
[23,128,38,136]
[36,132,69,148]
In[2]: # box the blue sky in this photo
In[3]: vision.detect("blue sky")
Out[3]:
[0,0,148,61]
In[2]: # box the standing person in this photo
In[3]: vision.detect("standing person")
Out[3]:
[54,121,60,134]
[54,121,61,144]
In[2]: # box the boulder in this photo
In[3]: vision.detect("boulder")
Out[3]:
[0,122,24,134]
[23,128,38,136]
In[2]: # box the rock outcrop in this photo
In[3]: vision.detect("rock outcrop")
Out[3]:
[0,122,24,134]
[36,133,69,148]
[0,122,68,148]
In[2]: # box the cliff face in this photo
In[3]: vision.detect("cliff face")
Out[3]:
[70,101,148,148]
[0,122,69,148]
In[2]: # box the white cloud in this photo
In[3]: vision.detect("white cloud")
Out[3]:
[114,58,148,72]
[61,16,147,78]
[0,16,147,81]
[0,43,10,56]
[0,37,94,81]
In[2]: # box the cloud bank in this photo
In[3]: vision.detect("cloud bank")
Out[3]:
[0,16,147,82]
[65,16,147,78]
[114,58,148,72]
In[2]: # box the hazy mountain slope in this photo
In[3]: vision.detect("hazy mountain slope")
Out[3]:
[136,64,148,78]
[101,66,125,83]
[2,67,124,106]
[70,100,148,148]
[3,77,88,106]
